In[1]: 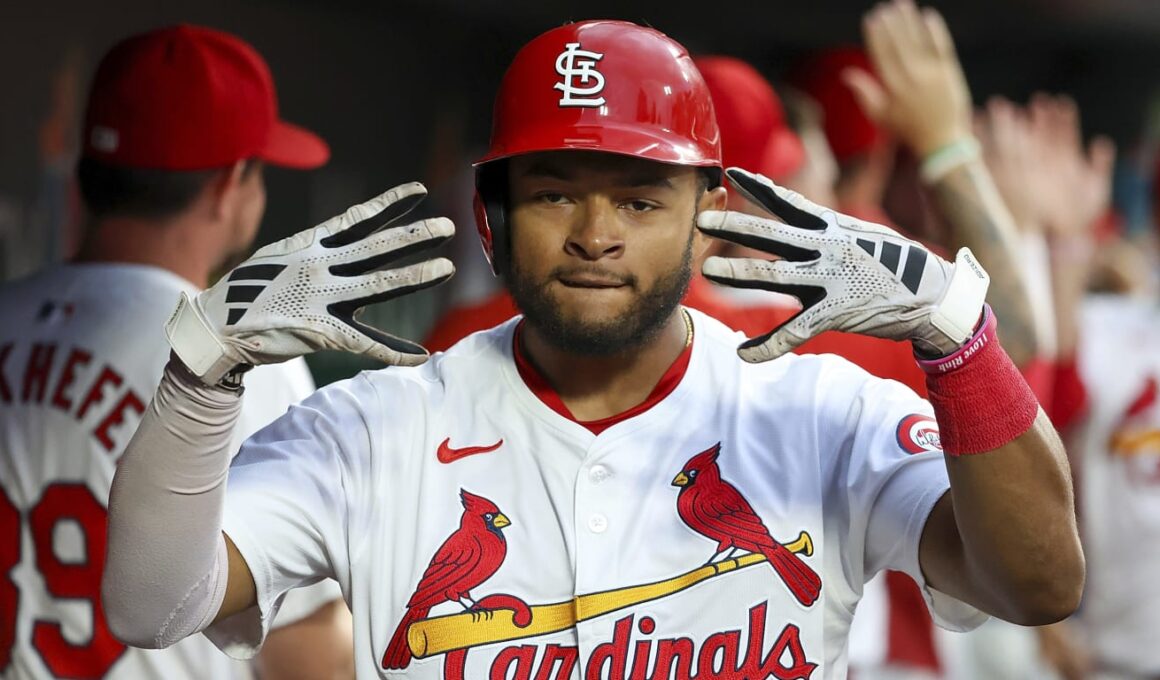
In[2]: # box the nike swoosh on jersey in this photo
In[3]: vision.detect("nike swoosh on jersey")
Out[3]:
[437,438,503,464]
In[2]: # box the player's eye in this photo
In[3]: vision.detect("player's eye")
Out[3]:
[621,199,657,213]
[536,192,568,205]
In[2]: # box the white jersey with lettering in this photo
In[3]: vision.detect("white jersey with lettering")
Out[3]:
[1074,295,1160,676]
[206,309,984,679]
[0,263,340,680]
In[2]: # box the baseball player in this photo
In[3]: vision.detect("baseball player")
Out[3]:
[0,25,353,679]
[102,20,1081,679]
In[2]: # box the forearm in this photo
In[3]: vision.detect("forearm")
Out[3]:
[925,412,1083,624]
[918,314,1083,624]
[102,358,240,647]
[925,159,1040,367]
[1047,237,1090,358]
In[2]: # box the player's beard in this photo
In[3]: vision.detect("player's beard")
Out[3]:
[506,228,694,357]
[211,212,264,283]
[212,249,250,283]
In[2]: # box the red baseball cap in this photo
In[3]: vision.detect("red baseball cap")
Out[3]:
[789,47,888,164]
[694,55,805,182]
[83,24,329,171]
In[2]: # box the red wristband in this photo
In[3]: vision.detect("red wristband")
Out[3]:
[917,306,1040,455]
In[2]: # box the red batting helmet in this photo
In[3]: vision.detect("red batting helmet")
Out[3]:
[473,20,723,273]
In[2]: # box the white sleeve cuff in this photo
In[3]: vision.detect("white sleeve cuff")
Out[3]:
[924,585,990,633]
[907,485,989,633]
[271,579,345,630]
[202,521,282,659]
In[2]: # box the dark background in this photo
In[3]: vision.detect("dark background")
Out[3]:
[2,0,1157,379]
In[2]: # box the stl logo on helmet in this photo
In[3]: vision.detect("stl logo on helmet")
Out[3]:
[554,42,606,107]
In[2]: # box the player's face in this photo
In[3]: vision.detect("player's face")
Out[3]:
[506,151,723,355]
[232,162,267,249]
[219,162,267,271]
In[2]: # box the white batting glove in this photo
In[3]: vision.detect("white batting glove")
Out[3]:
[166,182,455,385]
[698,168,989,363]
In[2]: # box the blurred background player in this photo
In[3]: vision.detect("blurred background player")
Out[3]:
[791,46,894,227]
[1036,93,1157,680]
[0,25,353,679]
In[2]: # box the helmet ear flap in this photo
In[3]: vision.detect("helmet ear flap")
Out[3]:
[473,162,510,276]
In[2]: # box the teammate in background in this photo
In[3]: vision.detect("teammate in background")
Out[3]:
[1063,147,1160,680]
[0,25,353,679]
[103,14,1081,680]
[1022,95,1156,680]
[790,45,894,227]
[778,89,840,208]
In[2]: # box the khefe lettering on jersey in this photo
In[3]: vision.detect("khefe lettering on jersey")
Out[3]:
[0,341,145,453]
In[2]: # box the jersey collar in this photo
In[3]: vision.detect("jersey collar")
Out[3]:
[511,319,695,436]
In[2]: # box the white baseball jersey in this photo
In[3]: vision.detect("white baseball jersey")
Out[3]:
[1073,295,1160,676]
[205,309,983,679]
[0,263,340,679]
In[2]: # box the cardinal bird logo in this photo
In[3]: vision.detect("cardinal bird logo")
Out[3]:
[672,443,822,607]
[382,490,512,670]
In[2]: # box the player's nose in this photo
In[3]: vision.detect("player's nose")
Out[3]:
[564,197,624,261]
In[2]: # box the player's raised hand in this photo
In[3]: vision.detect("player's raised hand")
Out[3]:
[698,168,989,362]
[1027,93,1116,238]
[976,98,1039,231]
[845,0,972,158]
[166,182,455,384]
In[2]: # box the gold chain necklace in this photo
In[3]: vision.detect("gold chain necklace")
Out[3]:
[682,308,693,348]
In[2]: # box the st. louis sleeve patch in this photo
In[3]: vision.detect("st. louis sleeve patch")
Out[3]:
[896,414,942,454]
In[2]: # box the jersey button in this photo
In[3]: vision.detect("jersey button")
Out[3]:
[589,465,610,484]
[587,513,608,534]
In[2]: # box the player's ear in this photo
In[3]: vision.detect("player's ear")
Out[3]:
[699,184,728,213]
[693,185,728,258]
